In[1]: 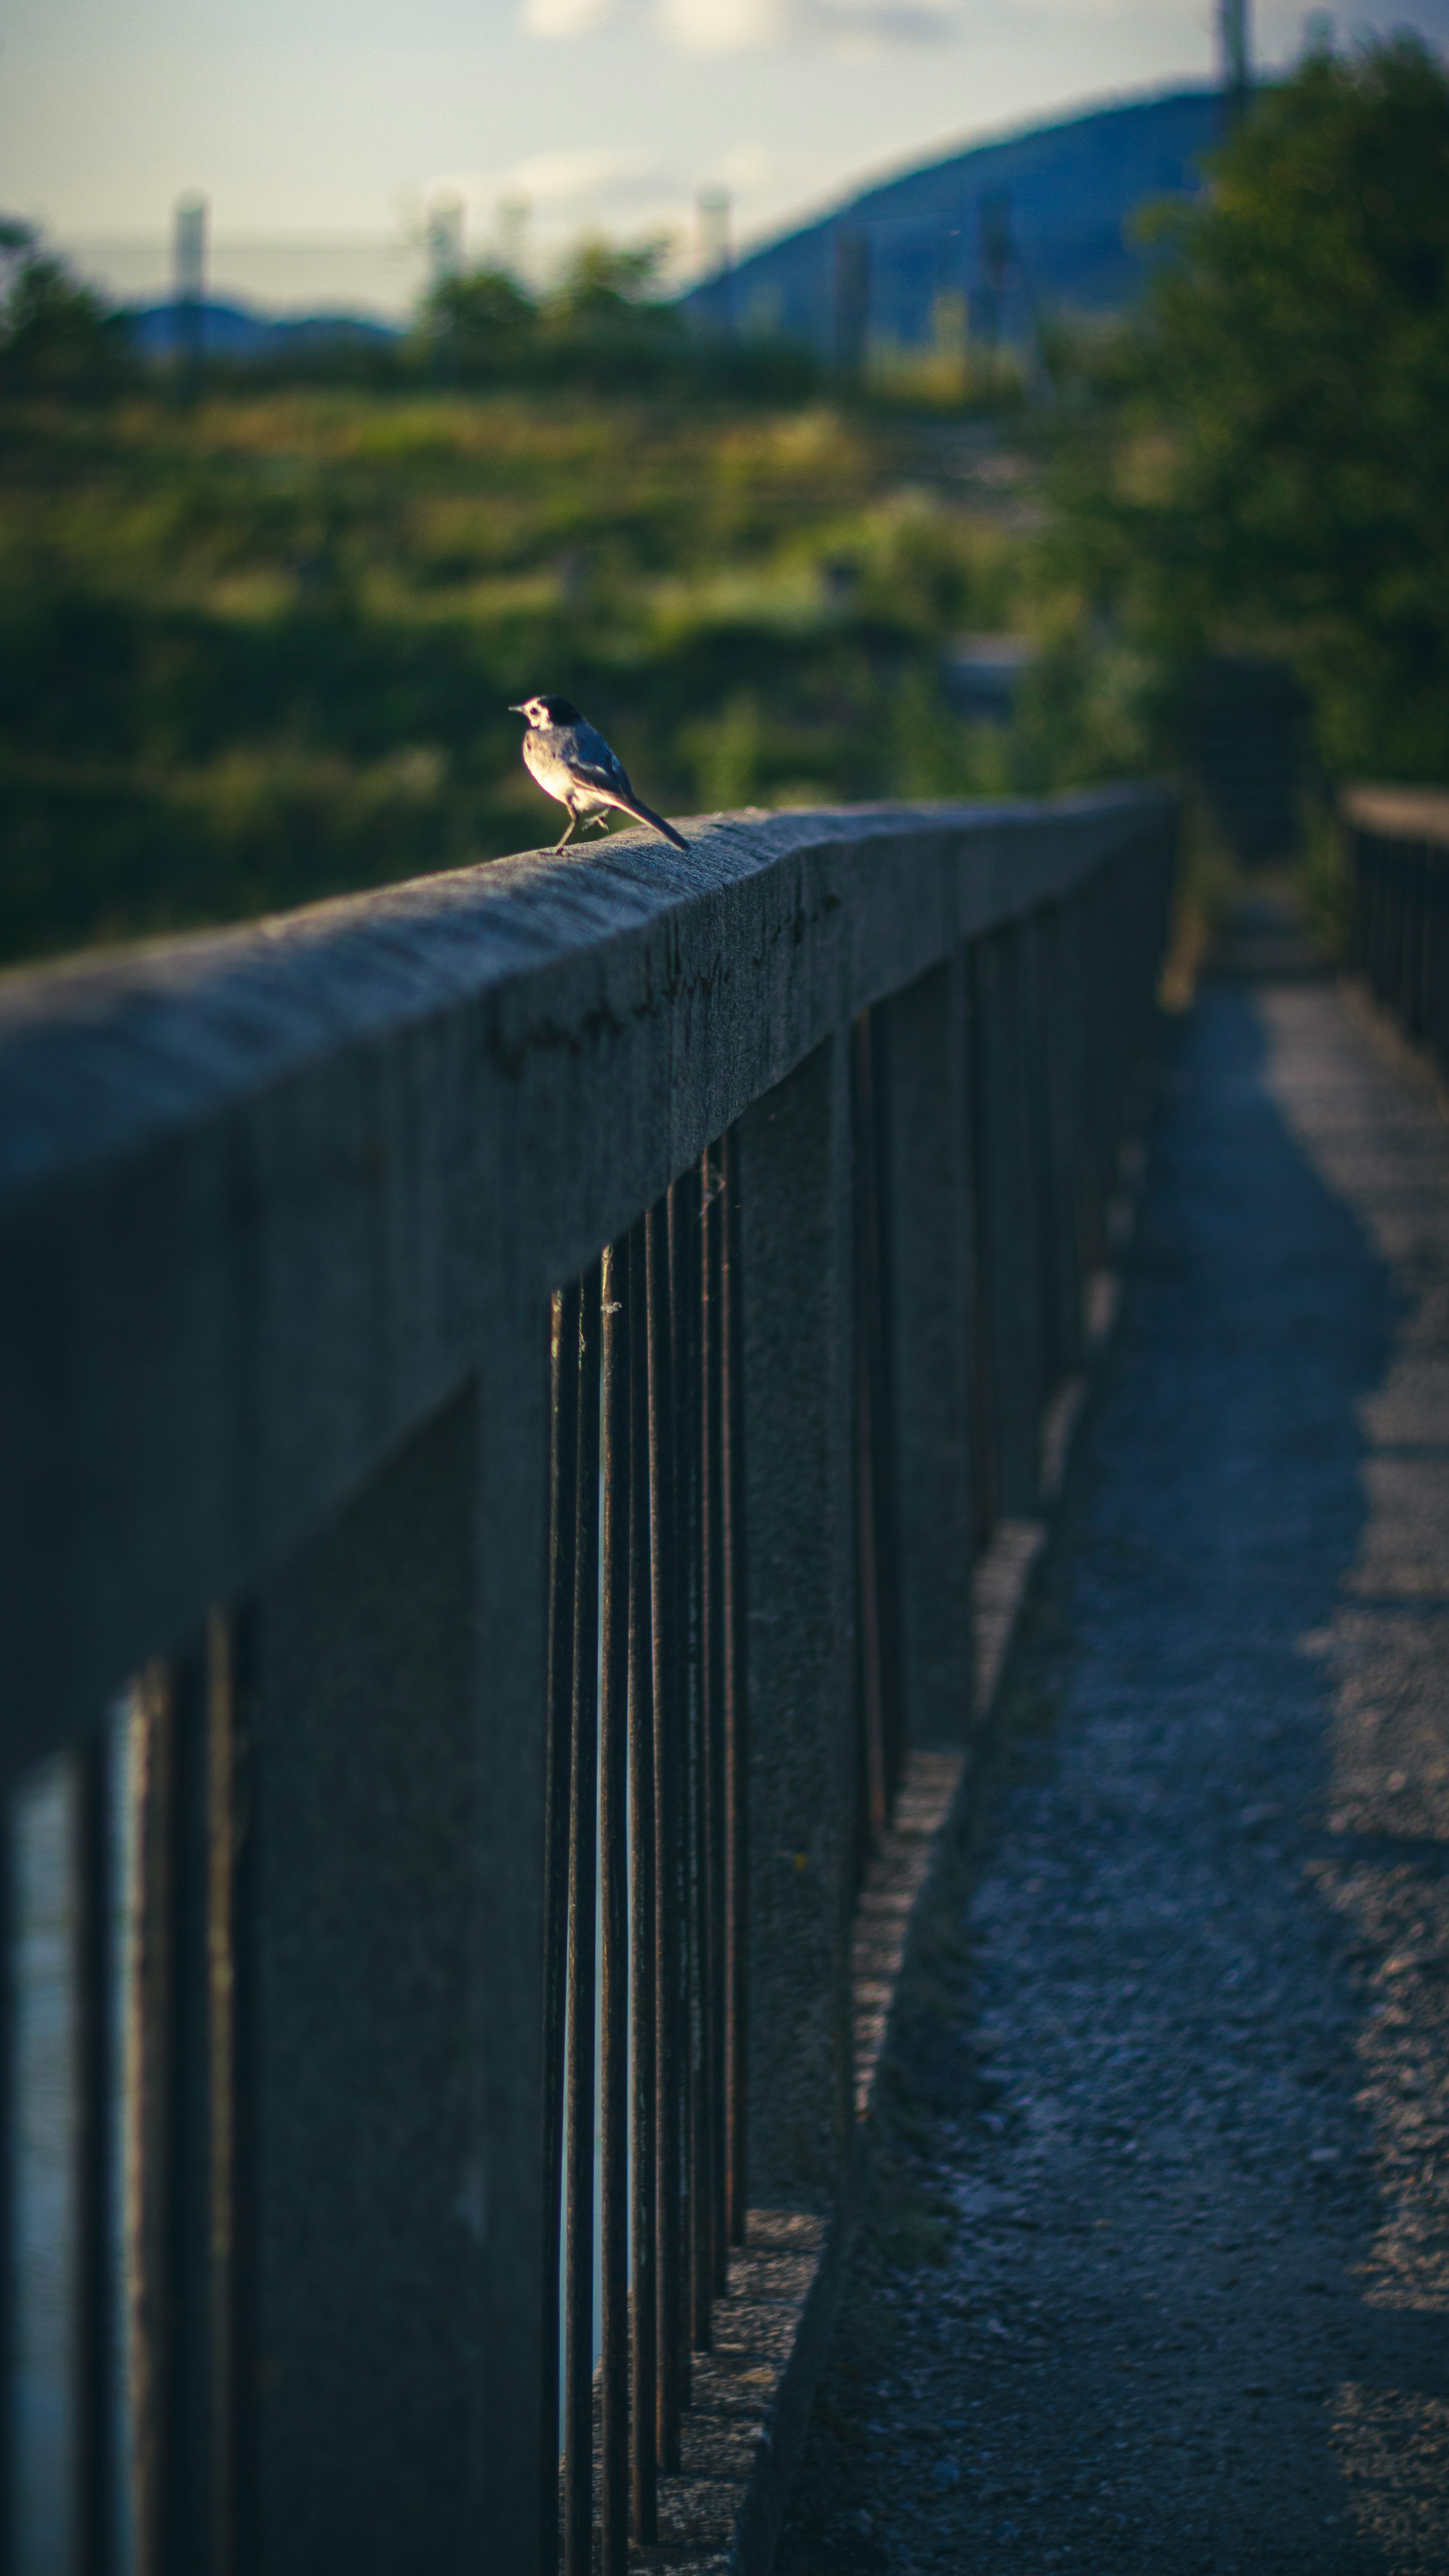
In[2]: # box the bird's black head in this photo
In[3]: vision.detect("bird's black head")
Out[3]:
[509,694,582,728]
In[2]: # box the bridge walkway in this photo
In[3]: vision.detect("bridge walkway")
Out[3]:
[776,968,1449,2575]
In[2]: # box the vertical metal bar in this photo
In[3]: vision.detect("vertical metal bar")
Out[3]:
[206,1612,238,2576]
[128,1664,177,2576]
[646,1196,683,2472]
[599,1242,631,2576]
[75,1721,117,2576]
[626,1220,658,2546]
[0,1772,11,2575]
[720,1127,750,2251]
[678,1162,713,2354]
[564,1265,602,2576]
[540,1281,579,2575]
[163,1636,214,2576]
[230,1600,260,2576]
[852,1012,888,1866]
[666,1181,698,2394]
[701,1149,728,2299]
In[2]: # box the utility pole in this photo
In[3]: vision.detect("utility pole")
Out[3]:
[425,195,465,292]
[1219,0,1251,118]
[932,215,969,393]
[697,187,733,335]
[832,227,870,383]
[496,192,530,281]
[173,193,207,369]
[976,192,1013,370]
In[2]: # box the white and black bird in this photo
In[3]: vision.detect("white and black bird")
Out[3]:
[509,695,690,853]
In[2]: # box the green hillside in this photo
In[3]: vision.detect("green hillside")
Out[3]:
[0,385,1132,967]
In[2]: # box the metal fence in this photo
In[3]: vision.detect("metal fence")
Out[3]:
[0,790,1174,2574]
[541,1161,749,2574]
[1345,787,1449,1076]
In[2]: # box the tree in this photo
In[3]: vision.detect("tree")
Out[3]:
[422,265,537,376]
[1051,36,1449,780]
[541,239,682,379]
[0,220,131,396]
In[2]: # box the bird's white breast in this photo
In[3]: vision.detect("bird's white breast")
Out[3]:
[522,728,580,799]
[527,723,613,805]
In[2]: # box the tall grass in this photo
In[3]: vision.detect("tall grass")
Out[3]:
[0,380,1153,964]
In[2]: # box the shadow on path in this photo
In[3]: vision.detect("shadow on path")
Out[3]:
[775,979,1449,2575]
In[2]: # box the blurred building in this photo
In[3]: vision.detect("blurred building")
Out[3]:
[941,636,1034,724]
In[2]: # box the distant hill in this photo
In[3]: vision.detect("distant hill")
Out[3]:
[127,300,399,360]
[685,87,1230,353]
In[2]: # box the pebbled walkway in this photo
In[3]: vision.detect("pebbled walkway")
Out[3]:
[775,976,1449,2576]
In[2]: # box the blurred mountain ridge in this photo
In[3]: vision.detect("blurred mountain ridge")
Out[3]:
[685,86,1228,350]
[126,300,400,357]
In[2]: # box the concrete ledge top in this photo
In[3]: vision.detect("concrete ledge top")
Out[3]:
[0,788,1174,1767]
[0,789,1169,1207]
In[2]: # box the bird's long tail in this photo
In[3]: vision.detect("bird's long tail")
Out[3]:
[615,796,690,853]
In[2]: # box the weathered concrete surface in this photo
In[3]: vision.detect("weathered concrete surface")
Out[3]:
[736,1033,858,2206]
[0,791,1170,1780]
[776,975,1449,2574]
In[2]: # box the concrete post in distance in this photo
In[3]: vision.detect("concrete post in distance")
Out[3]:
[1029,906,1086,1392]
[733,1035,856,2204]
[878,959,976,1751]
[240,1338,551,2574]
[1050,884,1098,1310]
[971,923,1045,1518]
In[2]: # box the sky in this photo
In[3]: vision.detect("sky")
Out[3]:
[4,0,1446,312]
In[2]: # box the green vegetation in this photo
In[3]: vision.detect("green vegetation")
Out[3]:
[1048,32,1449,786]
[419,238,819,401]
[0,220,134,401]
[2,34,1446,966]
[0,377,1141,965]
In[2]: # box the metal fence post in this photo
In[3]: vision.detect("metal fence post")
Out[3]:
[732,1034,856,2203]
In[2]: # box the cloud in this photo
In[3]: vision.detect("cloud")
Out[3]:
[709,143,775,190]
[428,149,669,226]
[655,0,784,46]
[521,0,619,36]
[525,0,963,48]
[501,147,666,206]
[801,0,962,44]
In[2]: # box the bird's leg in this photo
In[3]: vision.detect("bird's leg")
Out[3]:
[555,806,583,850]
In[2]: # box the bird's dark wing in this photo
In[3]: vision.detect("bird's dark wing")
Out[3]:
[567,722,634,798]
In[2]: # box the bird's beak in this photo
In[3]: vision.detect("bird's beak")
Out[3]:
[507,702,527,714]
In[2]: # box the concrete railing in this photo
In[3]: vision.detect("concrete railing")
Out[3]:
[0,790,1175,2575]
[1344,786,1449,1080]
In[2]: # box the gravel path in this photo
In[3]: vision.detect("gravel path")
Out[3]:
[775,976,1449,2576]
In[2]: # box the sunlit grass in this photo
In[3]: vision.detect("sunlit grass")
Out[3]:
[0,381,1157,963]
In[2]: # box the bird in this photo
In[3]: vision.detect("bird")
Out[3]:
[509,695,690,853]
